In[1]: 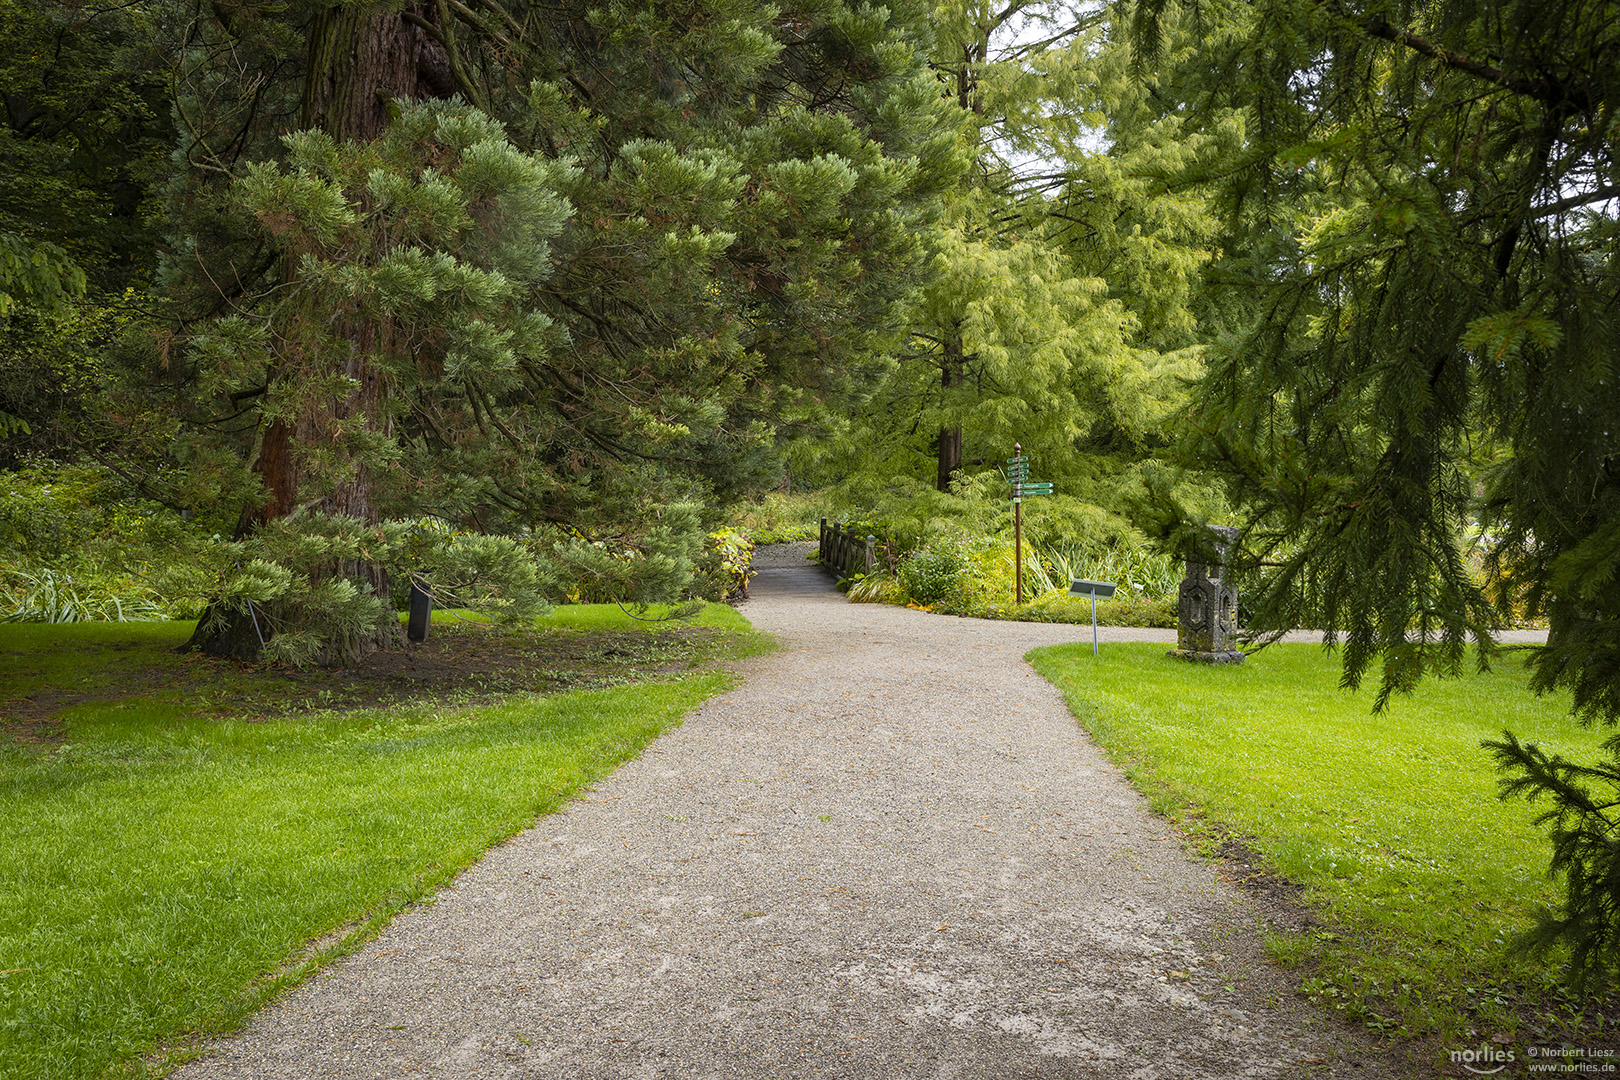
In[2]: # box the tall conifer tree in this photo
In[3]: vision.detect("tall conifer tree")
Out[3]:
[823,0,1220,530]
[1127,0,1620,980]
[159,0,954,662]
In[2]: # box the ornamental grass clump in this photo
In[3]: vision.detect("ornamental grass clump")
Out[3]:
[0,564,167,624]
[0,462,213,622]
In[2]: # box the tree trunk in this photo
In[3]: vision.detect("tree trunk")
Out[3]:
[301,4,452,143]
[937,424,962,493]
[188,3,449,665]
[936,331,963,493]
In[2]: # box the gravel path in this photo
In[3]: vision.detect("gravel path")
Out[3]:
[175,551,1424,1079]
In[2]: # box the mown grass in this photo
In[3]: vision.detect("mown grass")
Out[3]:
[1027,641,1616,1049]
[0,604,766,1080]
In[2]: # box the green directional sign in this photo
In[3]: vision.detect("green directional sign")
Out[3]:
[1013,478,1052,505]
[1007,454,1029,465]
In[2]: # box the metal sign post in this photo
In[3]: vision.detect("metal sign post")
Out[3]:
[1068,578,1117,656]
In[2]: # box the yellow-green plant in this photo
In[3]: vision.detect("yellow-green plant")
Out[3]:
[697,527,756,600]
[732,493,827,545]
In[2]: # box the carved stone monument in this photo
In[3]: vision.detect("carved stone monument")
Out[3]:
[1168,525,1244,664]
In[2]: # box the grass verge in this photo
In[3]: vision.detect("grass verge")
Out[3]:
[0,604,768,1080]
[1026,641,1618,1053]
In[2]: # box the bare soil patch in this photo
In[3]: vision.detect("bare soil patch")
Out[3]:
[0,620,727,742]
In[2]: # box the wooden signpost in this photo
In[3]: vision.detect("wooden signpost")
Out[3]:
[1008,442,1052,604]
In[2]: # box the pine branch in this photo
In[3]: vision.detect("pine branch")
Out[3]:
[1317,0,1593,115]
[1532,184,1620,221]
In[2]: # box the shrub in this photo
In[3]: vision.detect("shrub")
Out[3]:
[543,504,707,606]
[846,569,901,604]
[1015,590,1177,628]
[821,484,1191,627]
[851,523,1183,627]
[897,535,976,606]
[0,461,214,620]
[191,516,555,665]
[694,527,755,601]
[1026,540,1181,602]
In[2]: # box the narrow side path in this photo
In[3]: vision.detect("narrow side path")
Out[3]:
[176,563,1413,1079]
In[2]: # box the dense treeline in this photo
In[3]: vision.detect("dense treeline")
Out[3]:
[5,0,963,662]
[2,0,1618,988]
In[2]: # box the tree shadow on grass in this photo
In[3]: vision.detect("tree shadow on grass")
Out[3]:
[0,620,732,741]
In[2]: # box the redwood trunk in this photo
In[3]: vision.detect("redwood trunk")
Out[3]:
[189,4,447,664]
[937,424,962,493]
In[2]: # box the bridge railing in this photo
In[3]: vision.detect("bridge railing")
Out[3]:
[817,517,875,580]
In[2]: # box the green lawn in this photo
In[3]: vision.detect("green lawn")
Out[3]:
[0,605,764,1080]
[1027,641,1611,1043]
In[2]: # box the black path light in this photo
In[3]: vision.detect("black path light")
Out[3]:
[407,577,433,643]
[1068,578,1117,656]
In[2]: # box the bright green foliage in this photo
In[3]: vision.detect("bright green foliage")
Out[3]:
[730,492,826,544]
[1067,9,1245,347]
[898,533,982,606]
[901,207,1147,467]
[0,234,85,320]
[1024,540,1182,602]
[544,503,709,606]
[1016,590,1177,628]
[1126,0,1620,986]
[807,0,1226,540]
[695,527,757,601]
[878,523,1180,624]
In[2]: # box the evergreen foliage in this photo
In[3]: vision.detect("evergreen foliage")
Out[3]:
[146,0,955,662]
[1127,0,1620,984]
[804,0,1226,540]
[1486,730,1620,991]
[191,513,552,666]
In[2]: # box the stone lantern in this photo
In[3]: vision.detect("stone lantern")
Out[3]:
[1168,525,1244,664]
